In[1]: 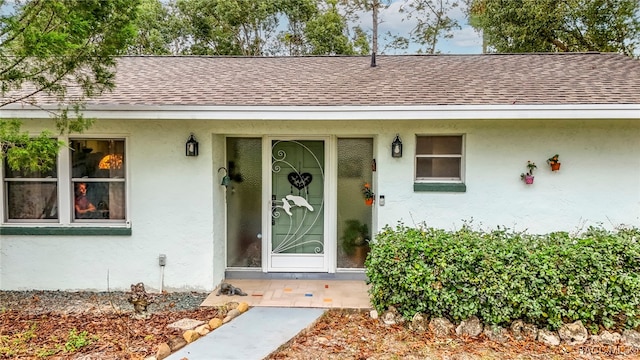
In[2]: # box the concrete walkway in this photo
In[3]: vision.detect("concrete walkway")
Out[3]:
[165,307,326,360]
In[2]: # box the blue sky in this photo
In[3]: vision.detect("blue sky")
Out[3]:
[360,1,484,54]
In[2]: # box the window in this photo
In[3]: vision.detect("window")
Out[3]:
[415,135,465,192]
[2,137,127,226]
[70,139,126,221]
[3,159,58,221]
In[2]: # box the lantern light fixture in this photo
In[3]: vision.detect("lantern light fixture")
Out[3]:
[186,134,199,156]
[391,134,403,158]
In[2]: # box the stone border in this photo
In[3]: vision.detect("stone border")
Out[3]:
[146,301,250,360]
[375,307,640,353]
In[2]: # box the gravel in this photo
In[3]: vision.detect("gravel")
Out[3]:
[0,290,210,315]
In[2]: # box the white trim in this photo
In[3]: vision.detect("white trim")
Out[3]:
[1,134,131,227]
[264,136,332,273]
[3,104,640,120]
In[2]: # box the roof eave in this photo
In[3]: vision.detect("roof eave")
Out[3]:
[2,104,639,120]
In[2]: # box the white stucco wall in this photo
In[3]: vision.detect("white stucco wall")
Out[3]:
[1,117,639,291]
[1,120,218,291]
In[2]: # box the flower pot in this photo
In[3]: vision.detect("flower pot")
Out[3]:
[365,198,374,206]
[524,175,534,184]
[550,162,561,171]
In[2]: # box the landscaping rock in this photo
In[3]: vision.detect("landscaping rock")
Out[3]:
[167,337,187,351]
[369,309,379,320]
[429,317,455,337]
[167,318,205,331]
[537,329,560,347]
[510,320,538,341]
[195,324,210,336]
[409,312,428,332]
[483,325,509,343]
[558,320,588,345]
[382,306,402,326]
[208,318,223,330]
[155,343,171,360]
[183,329,200,343]
[455,316,483,338]
[223,308,242,323]
[237,302,249,313]
[622,329,640,349]
[599,330,622,345]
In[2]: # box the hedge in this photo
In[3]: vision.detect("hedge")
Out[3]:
[365,224,640,331]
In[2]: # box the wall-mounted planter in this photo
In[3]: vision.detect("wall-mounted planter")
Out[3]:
[547,155,561,172]
[524,175,534,184]
[365,198,374,206]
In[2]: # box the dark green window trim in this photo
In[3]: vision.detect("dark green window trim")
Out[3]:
[414,182,466,192]
[0,227,132,236]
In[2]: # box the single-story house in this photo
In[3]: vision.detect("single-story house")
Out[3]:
[1,53,639,292]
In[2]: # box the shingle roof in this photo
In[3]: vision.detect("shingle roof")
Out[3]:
[7,53,640,107]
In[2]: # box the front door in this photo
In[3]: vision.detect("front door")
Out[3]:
[268,139,326,271]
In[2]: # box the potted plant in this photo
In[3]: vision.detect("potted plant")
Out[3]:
[341,220,370,256]
[362,182,374,206]
[547,154,561,171]
[520,161,537,184]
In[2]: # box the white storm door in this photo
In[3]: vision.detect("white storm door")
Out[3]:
[266,138,327,272]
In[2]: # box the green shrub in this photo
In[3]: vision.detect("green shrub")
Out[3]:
[366,223,640,331]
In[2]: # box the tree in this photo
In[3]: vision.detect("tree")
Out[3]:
[128,0,175,55]
[339,0,387,54]
[175,0,283,56]
[1,0,139,171]
[341,0,460,54]
[400,0,461,54]
[305,0,370,55]
[469,0,640,56]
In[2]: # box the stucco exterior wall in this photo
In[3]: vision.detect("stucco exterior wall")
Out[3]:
[1,120,218,291]
[1,118,639,291]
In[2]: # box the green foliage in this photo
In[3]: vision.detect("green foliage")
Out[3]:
[398,0,461,54]
[469,0,640,56]
[366,223,640,331]
[64,329,94,353]
[129,0,176,55]
[1,0,138,171]
[170,0,366,56]
[0,323,37,357]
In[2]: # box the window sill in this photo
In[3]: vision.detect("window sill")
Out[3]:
[0,226,132,236]
[414,182,466,192]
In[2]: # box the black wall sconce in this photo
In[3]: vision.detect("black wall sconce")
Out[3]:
[391,134,403,158]
[185,134,199,156]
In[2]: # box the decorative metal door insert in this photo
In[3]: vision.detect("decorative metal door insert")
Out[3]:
[271,140,324,255]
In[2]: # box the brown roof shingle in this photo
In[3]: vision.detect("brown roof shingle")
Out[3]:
[7,53,640,107]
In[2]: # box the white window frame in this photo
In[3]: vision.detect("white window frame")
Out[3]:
[414,134,465,183]
[1,134,130,228]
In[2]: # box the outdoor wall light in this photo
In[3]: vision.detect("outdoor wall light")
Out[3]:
[185,134,199,156]
[391,134,403,158]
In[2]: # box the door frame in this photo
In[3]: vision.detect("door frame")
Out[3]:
[262,135,336,273]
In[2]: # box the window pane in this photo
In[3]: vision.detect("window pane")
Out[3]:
[4,159,56,178]
[7,182,58,219]
[73,181,125,220]
[416,136,462,155]
[337,138,373,269]
[226,138,262,267]
[71,139,125,178]
[416,158,461,178]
